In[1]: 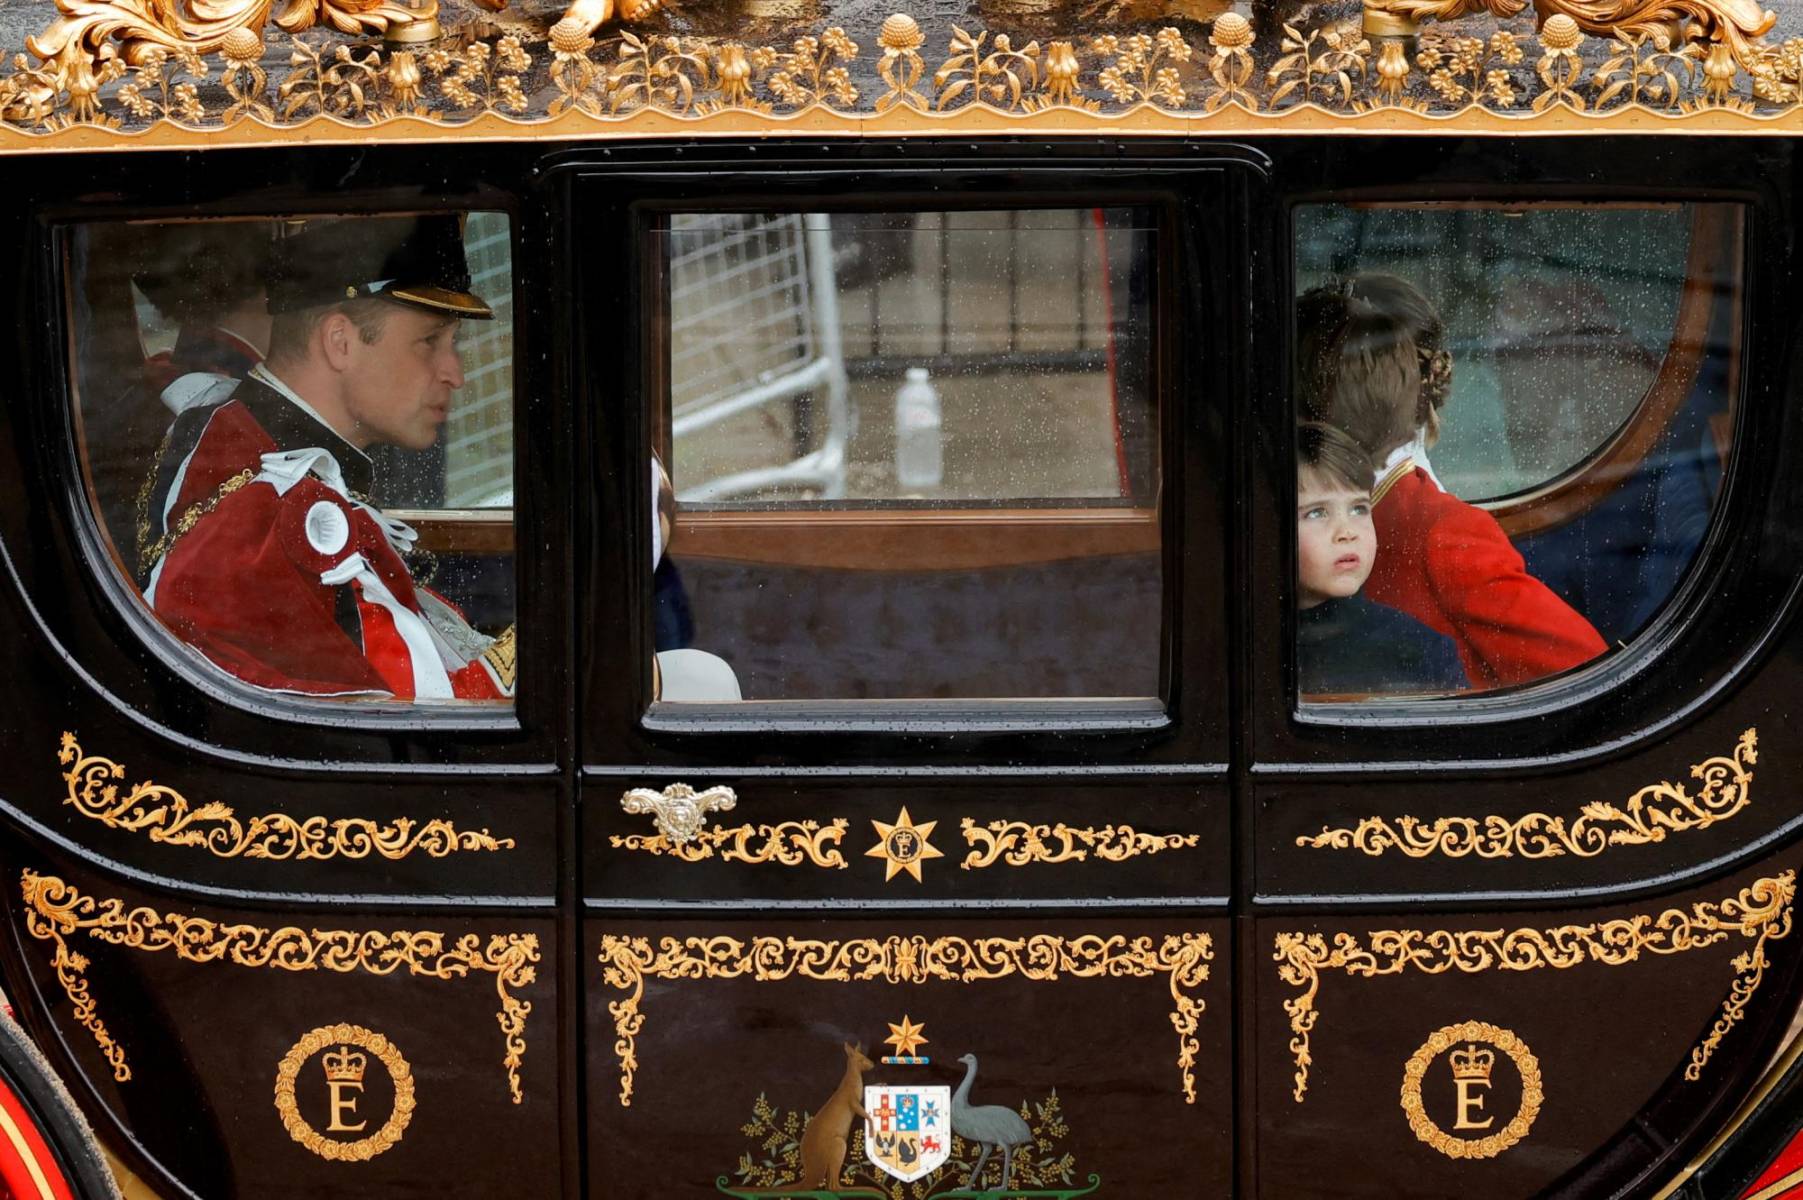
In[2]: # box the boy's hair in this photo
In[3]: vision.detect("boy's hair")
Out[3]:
[1296,274,1451,455]
[1297,421,1374,495]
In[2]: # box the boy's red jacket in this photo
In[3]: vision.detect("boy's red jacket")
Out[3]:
[1365,464,1607,689]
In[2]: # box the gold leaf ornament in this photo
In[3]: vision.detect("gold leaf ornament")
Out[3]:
[609,818,849,867]
[57,732,516,860]
[597,931,1212,1107]
[20,869,539,1101]
[1297,728,1758,859]
[959,818,1200,869]
[1273,869,1795,1103]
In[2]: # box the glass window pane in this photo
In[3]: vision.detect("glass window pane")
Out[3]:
[1292,202,1740,701]
[650,207,1160,704]
[70,211,517,704]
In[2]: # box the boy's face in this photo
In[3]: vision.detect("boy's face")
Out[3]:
[1297,468,1375,609]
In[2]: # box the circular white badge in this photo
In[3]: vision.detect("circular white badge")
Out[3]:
[304,500,351,556]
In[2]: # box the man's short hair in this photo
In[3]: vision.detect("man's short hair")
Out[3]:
[264,297,393,367]
[1298,421,1374,495]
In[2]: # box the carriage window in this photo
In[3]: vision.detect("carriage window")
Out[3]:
[68,212,517,703]
[649,208,1160,704]
[1293,202,1741,701]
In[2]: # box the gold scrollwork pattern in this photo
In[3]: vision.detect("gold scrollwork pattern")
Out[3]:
[273,1023,415,1161]
[1273,870,1794,1103]
[57,732,515,861]
[959,818,1200,869]
[6,12,1803,140]
[19,870,538,1102]
[608,819,849,867]
[1399,1021,1543,1159]
[597,931,1212,1107]
[1296,728,1757,860]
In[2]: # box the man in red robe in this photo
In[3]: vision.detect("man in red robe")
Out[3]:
[138,215,512,701]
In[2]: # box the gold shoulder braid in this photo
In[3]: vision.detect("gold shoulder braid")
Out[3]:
[133,427,175,574]
[481,625,517,691]
[138,469,257,576]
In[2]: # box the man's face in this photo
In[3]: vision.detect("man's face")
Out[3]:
[1297,468,1376,609]
[341,306,465,451]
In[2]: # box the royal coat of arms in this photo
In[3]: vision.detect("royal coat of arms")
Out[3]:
[863,1084,951,1183]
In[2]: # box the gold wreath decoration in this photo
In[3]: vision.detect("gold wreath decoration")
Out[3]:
[272,1023,415,1161]
[1398,1021,1542,1159]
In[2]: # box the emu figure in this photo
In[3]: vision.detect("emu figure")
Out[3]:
[950,1053,1034,1191]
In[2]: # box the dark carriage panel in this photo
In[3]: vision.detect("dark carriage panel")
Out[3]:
[1252,856,1800,1199]
[1253,714,1777,905]
[586,913,1230,1197]
[0,843,559,1200]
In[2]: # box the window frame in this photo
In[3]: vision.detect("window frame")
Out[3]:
[1248,153,1778,767]
[21,153,562,766]
[565,149,1250,770]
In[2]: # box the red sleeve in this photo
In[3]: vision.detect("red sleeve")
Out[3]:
[1423,503,1607,687]
[152,483,392,697]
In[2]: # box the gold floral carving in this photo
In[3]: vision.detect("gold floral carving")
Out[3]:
[8,16,1803,138]
[19,869,538,1102]
[273,1023,415,1161]
[1273,870,1794,1103]
[958,818,1199,869]
[1296,728,1757,860]
[876,13,927,110]
[1399,1021,1542,1159]
[596,931,1212,1106]
[608,818,849,867]
[57,733,515,861]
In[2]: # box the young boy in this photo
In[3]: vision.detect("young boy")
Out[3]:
[1296,422,1466,696]
[1297,275,1606,688]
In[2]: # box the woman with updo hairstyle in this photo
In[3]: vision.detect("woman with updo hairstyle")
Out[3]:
[1296,273,1606,690]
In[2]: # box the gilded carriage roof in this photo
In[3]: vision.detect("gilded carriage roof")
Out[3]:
[2,0,1803,150]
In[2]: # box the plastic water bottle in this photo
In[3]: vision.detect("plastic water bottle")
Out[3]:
[894,367,943,489]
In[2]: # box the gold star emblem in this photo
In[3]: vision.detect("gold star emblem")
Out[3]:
[884,1015,929,1059]
[866,806,943,883]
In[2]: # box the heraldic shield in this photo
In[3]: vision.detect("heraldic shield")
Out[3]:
[864,1084,952,1183]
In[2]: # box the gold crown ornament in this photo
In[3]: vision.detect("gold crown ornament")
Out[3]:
[322,1046,368,1085]
[1448,1044,1496,1085]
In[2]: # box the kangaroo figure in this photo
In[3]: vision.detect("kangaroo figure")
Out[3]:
[795,1042,874,1189]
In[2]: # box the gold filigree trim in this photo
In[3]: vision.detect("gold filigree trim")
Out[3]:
[273,1023,415,1160]
[5,16,1803,146]
[1296,728,1758,860]
[596,931,1212,1107]
[58,732,515,860]
[959,818,1200,869]
[1273,870,1794,1103]
[608,819,849,867]
[19,869,538,1102]
[1399,1021,1542,1159]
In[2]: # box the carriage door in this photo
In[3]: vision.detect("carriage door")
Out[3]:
[564,149,1244,1197]
[1244,165,1784,1198]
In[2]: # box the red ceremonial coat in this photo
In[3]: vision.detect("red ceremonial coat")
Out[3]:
[141,372,508,700]
[1364,463,1607,690]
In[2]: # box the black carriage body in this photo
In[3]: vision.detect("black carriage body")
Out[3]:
[0,135,1799,1200]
